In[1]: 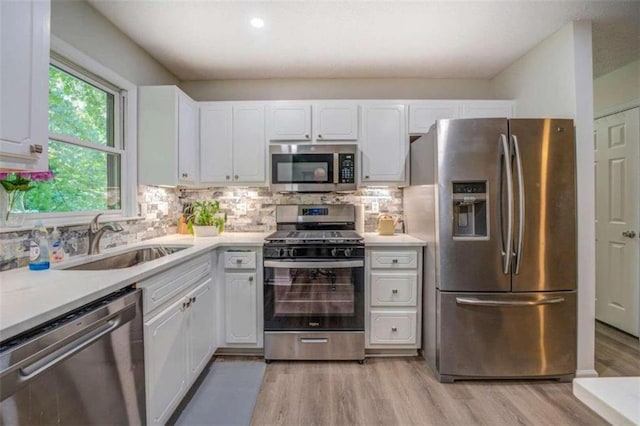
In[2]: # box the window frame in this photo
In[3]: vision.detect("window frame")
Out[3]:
[18,36,139,228]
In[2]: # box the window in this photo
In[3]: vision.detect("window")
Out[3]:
[25,60,126,214]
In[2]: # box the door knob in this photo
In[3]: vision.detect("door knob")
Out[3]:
[622,230,637,238]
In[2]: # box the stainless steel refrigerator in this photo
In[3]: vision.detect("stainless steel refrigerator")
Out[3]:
[404,118,577,382]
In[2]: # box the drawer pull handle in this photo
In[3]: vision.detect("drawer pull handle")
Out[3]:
[392,259,399,264]
[236,259,243,264]
[391,327,398,332]
[392,289,399,294]
[191,296,196,304]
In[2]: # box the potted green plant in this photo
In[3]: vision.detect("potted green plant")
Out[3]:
[185,200,226,238]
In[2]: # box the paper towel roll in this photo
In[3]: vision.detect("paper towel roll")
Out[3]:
[355,204,365,234]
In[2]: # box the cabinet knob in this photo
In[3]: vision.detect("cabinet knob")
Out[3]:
[249,276,254,283]
[182,173,188,178]
[622,230,637,238]
[364,175,370,179]
[191,296,197,304]
[305,134,310,139]
[318,134,323,139]
[236,258,243,264]
[392,289,399,294]
[226,175,230,180]
[392,259,399,264]
[234,175,239,180]
[391,327,398,332]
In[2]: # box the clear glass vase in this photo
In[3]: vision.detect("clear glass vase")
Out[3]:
[3,190,26,227]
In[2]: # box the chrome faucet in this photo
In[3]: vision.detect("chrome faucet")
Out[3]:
[88,213,123,255]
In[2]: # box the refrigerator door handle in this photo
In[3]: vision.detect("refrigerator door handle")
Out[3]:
[456,296,565,307]
[511,134,525,274]
[500,134,514,274]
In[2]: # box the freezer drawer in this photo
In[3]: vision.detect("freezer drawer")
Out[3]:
[438,291,576,379]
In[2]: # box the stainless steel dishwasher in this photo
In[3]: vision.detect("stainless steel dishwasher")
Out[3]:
[0,286,145,425]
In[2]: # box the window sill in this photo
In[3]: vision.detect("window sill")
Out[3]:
[0,215,144,234]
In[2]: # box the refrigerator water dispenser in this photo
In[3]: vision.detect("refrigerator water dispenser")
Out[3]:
[452,182,487,238]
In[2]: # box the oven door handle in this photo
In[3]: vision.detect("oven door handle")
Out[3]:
[264,260,364,269]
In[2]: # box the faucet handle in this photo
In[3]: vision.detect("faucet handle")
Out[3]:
[90,213,103,232]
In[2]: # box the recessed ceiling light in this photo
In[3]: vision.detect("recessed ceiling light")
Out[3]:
[250,18,265,28]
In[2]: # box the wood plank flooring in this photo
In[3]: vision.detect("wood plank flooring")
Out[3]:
[251,322,640,425]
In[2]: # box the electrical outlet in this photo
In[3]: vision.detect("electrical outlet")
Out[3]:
[371,200,379,213]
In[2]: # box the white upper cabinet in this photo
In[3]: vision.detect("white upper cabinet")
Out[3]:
[409,102,460,134]
[360,104,408,185]
[268,103,312,141]
[233,104,266,182]
[138,86,199,186]
[200,102,266,186]
[0,0,50,172]
[200,104,233,183]
[313,103,359,141]
[268,102,359,143]
[461,100,514,119]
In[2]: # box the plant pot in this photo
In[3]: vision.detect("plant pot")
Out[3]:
[192,225,219,238]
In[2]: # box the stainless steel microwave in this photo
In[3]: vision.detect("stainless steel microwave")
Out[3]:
[269,144,357,192]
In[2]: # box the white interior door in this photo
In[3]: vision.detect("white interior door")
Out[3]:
[594,107,640,336]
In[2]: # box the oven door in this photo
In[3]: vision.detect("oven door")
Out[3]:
[270,153,337,192]
[264,259,365,331]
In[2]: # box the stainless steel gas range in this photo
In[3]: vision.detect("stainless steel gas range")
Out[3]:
[263,205,365,362]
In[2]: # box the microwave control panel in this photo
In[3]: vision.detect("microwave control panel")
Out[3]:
[338,153,355,184]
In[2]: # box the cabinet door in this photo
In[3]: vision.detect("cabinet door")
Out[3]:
[409,102,460,134]
[361,104,407,183]
[187,278,215,381]
[461,101,514,119]
[144,298,188,426]
[268,104,311,141]
[0,0,50,171]
[200,103,233,184]
[314,104,359,141]
[233,104,266,183]
[178,91,198,184]
[224,272,257,344]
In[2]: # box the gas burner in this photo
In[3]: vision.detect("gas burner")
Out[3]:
[265,230,363,245]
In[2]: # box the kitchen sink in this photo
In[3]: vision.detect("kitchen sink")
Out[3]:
[62,245,191,271]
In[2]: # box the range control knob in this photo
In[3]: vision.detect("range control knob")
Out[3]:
[288,248,297,258]
[344,248,353,257]
[331,248,339,257]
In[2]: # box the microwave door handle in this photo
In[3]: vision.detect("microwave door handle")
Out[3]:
[511,134,525,274]
[500,134,513,275]
[334,153,339,184]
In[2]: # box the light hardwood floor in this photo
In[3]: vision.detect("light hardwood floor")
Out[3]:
[251,323,640,426]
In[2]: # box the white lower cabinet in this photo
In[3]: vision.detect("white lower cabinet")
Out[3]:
[224,272,257,344]
[370,311,417,344]
[366,247,422,351]
[142,253,215,426]
[145,295,189,425]
[217,248,263,349]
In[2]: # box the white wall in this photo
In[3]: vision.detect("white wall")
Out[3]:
[50,0,178,86]
[492,21,597,377]
[180,78,494,101]
[594,60,640,116]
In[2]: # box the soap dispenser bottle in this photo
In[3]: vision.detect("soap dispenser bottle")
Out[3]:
[29,221,50,271]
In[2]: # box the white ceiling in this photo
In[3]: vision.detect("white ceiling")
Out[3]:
[88,0,640,81]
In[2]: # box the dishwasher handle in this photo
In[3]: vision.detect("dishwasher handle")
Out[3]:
[0,293,139,400]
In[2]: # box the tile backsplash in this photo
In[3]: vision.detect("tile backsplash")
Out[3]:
[0,185,403,270]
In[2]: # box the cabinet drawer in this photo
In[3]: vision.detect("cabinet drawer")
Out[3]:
[141,254,211,315]
[370,251,417,269]
[370,272,418,306]
[370,311,417,344]
[223,251,256,269]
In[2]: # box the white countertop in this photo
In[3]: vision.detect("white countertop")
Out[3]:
[363,233,427,246]
[0,233,269,342]
[0,231,425,342]
[573,377,640,425]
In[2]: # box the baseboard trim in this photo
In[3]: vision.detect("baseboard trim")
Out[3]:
[575,369,599,378]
